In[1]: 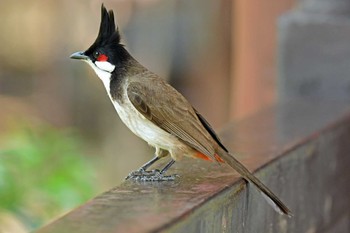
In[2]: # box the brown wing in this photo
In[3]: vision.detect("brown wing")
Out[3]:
[194,109,228,152]
[127,77,217,159]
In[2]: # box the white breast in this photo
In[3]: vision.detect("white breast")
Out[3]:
[105,80,178,150]
[85,59,182,152]
[112,95,179,150]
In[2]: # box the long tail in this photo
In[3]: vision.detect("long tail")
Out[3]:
[217,147,292,216]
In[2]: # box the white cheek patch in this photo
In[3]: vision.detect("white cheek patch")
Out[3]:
[84,60,112,93]
[95,61,115,73]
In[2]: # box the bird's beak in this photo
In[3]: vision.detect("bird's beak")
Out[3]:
[70,51,89,60]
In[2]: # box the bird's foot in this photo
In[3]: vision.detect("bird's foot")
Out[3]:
[125,169,178,182]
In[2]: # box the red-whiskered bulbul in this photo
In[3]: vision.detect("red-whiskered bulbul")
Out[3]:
[70,4,291,216]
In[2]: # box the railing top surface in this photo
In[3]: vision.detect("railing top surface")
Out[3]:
[36,99,350,233]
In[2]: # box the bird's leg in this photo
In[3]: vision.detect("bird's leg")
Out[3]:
[125,156,160,180]
[160,159,175,174]
[126,159,178,181]
[139,156,161,172]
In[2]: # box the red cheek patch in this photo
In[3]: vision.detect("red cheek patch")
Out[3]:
[97,54,108,61]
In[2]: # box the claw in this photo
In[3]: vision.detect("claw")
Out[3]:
[125,159,177,181]
[125,169,178,182]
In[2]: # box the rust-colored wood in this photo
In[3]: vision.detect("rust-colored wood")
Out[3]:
[231,0,294,120]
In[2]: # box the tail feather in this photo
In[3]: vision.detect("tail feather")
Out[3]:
[217,148,292,216]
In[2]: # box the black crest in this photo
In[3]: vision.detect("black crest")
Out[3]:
[96,4,120,46]
[85,4,122,56]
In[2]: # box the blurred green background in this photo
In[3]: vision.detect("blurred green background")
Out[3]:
[0,122,94,231]
[0,0,293,231]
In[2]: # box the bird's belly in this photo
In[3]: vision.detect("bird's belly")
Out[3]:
[111,100,178,150]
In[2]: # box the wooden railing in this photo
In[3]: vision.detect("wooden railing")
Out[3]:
[36,99,350,233]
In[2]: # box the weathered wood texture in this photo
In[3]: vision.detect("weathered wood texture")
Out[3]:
[36,100,350,233]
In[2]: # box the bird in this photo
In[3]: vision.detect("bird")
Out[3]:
[70,4,291,216]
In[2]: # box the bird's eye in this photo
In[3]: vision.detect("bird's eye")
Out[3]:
[93,50,108,62]
[93,51,100,59]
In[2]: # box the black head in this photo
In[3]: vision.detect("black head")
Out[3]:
[70,4,130,68]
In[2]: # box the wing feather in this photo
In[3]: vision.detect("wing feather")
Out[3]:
[127,77,216,159]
